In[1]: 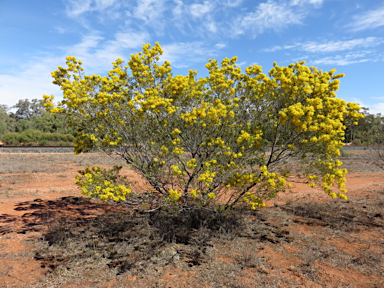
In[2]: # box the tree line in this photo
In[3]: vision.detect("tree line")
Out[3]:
[344,107,384,145]
[0,99,76,146]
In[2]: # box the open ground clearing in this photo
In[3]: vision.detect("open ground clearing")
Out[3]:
[0,151,383,287]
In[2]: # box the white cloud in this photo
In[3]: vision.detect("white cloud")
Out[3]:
[311,50,375,66]
[368,103,384,115]
[312,56,369,66]
[263,44,300,52]
[236,61,246,67]
[350,98,384,116]
[62,31,149,73]
[347,4,384,31]
[55,26,66,34]
[232,0,304,37]
[64,0,123,28]
[131,0,169,34]
[263,37,384,66]
[133,0,166,23]
[0,34,226,106]
[65,0,119,17]
[0,57,63,107]
[301,37,383,53]
[0,31,150,106]
[290,0,323,6]
[160,42,223,68]
[172,0,184,17]
[224,0,243,7]
[64,0,326,40]
[190,1,213,18]
[65,34,103,57]
[215,43,227,49]
[65,0,93,17]
[231,0,327,37]
[264,37,383,53]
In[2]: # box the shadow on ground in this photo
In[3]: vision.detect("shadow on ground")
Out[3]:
[0,195,383,287]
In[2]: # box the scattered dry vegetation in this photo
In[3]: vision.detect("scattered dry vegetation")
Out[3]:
[0,150,383,287]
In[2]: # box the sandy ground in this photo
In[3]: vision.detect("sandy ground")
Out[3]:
[0,152,383,288]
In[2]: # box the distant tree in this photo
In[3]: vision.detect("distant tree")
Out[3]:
[30,111,75,135]
[0,105,15,137]
[364,112,384,169]
[14,119,31,133]
[11,99,44,120]
[344,107,383,145]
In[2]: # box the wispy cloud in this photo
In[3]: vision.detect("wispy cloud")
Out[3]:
[64,0,124,29]
[63,0,326,40]
[301,37,383,52]
[190,1,214,18]
[264,37,384,53]
[347,4,384,31]
[290,0,324,6]
[232,1,302,37]
[0,31,150,106]
[263,37,384,66]
[55,26,66,34]
[231,0,323,37]
[0,56,64,106]
[160,42,225,68]
[0,33,226,106]
[64,0,120,17]
[65,0,92,17]
[224,0,243,7]
[350,98,384,115]
[63,31,150,72]
[215,43,227,49]
[312,55,370,66]
[132,0,169,34]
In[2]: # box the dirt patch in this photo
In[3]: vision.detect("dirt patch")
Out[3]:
[0,152,383,287]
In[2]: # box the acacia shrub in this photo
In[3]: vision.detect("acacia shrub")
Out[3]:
[43,43,363,210]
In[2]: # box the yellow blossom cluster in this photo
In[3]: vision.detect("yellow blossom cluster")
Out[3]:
[75,166,131,202]
[167,189,182,202]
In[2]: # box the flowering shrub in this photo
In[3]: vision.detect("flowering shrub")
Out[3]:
[44,43,363,210]
[75,166,131,201]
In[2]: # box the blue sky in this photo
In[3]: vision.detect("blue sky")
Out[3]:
[1,0,383,114]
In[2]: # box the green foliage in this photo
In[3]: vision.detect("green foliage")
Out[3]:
[1,133,19,145]
[344,107,384,144]
[0,105,15,137]
[1,129,74,146]
[11,98,44,120]
[352,138,362,146]
[30,111,76,135]
[0,98,75,143]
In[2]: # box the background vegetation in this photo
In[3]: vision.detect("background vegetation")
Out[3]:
[0,99,75,145]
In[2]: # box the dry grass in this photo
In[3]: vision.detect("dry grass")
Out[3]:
[0,153,125,174]
[0,151,383,287]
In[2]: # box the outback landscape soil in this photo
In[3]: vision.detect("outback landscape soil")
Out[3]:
[0,150,383,288]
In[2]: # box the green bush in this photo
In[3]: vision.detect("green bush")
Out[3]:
[1,129,74,146]
[2,133,20,145]
[38,139,48,146]
[352,139,361,146]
